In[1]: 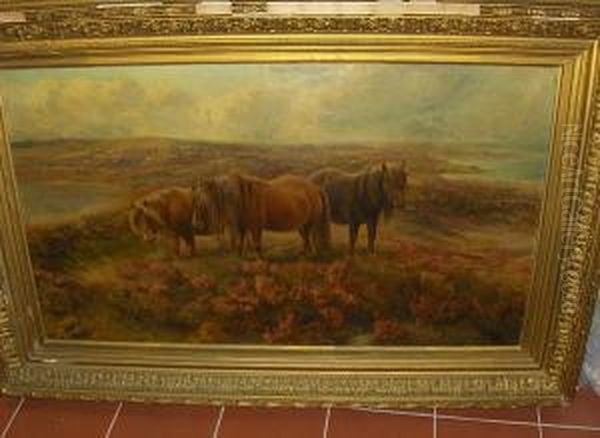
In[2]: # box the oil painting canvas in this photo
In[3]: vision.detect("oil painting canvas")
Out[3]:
[0,63,557,346]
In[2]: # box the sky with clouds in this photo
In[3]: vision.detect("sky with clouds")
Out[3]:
[0,63,558,152]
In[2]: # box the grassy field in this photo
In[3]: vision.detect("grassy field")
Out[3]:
[15,137,541,345]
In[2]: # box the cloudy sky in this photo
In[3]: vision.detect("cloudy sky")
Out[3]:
[0,63,558,151]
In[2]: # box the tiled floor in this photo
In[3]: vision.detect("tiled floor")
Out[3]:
[0,387,598,438]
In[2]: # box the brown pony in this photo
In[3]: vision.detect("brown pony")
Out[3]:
[193,173,331,256]
[310,161,408,255]
[128,187,197,257]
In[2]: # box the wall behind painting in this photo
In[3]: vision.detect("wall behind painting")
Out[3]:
[583,291,600,395]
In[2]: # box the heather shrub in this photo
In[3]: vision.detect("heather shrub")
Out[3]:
[34,268,95,339]
[108,260,217,330]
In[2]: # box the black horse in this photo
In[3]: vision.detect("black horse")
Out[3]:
[309,162,407,255]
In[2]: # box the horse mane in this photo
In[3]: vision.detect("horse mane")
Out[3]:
[128,207,143,235]
[195,177,230,234]
[131,198,167,229]
[232,172,271,193]
[354,165,385,212]
[230,173,268,227]
[195,173,265,233]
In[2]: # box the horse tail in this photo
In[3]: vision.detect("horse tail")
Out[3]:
[230,174,257,254]
[315,188,332,254]
[236,174,253,228]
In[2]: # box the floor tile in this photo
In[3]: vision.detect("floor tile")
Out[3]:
[438,419,539,438]
[110,403,219,438]
[219,406,325,438]
[438,406,537,423]
[6,398,117,438]
[0,397,20,432]
[543,427,600,438]
[542,387,600,428]
[363,407,433,416]
[328,408,432,438]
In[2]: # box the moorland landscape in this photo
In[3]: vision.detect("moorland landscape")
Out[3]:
[1,62,555,346]
[14,137,541,345]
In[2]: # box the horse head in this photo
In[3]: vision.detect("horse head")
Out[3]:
[128,199,165,243]
[379,161,408,214]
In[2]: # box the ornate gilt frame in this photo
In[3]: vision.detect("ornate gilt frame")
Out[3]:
[0,1,599,407]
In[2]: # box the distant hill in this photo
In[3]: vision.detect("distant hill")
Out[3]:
[13,137,542,230]
[11,137,544,195]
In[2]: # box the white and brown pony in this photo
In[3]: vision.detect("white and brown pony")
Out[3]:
[128,187,197,257]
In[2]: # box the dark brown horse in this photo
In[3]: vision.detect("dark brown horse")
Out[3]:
[193,173,331,256]
[309,162,407,255]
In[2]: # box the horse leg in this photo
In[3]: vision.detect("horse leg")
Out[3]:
[349,222,360,256]
[307,225,316,254]
[216,228,229,252]
[251,228,263,258]
[237,229,247,256]
[299,226,311,255]
[367,216,379,255]
[228,230,237,252]
[175,235,187,258]
[185,232,196,257]
[240,231,251,255]
[174,237,182,257]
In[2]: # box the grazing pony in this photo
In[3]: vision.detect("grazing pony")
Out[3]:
[128,187,197,257]
[309,162,408,255]
[193,173,331,256]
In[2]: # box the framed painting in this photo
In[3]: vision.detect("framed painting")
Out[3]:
[0,0,599,407]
